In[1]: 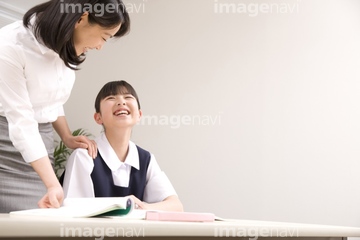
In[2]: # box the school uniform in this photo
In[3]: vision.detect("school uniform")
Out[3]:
[0,19,75,212]
[62,132,177,203]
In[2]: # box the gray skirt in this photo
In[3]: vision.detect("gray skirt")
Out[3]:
[0,116,55,213]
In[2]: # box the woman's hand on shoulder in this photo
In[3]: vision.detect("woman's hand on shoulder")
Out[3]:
[63,135,97,159]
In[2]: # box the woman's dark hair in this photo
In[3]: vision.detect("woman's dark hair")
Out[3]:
[95,80,141,113]
[23,0,130,70]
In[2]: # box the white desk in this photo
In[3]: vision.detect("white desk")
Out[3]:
[1,214,360,239]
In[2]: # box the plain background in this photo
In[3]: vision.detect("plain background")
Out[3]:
[1,0,360,228]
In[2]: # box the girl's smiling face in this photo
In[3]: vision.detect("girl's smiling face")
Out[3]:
[95,92,142,129]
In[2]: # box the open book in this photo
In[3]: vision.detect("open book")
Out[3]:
[10,197,218,222]
[10,197,133,218]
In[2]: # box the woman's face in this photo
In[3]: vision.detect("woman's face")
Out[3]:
[73,13,121,56]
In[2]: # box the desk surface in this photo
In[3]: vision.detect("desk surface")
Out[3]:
[1,214,360,238]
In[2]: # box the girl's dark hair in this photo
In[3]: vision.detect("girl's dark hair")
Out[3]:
[23,0,130,70]
[95,80,141,113]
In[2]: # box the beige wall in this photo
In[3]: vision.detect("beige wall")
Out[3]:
[2,0,360,227]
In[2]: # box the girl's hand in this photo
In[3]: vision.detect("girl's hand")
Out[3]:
[129,195,148,210]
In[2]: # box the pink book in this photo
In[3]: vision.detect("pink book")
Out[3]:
[145,211,215,222]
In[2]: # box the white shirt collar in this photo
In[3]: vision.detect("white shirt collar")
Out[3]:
[96,132,140,171]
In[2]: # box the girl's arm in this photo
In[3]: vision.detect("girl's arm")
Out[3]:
[62,148,95,198]
[131,195,184,212]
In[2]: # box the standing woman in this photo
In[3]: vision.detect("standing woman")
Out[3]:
[0,0,130,212]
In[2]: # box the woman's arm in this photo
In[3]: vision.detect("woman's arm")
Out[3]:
[31,156,63,208]
[52,116,97,159]
[0,44,63,208]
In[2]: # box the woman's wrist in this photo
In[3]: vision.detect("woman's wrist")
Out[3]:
[30,156,61,189]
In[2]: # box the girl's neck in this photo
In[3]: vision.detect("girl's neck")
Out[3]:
[105,129,132,162]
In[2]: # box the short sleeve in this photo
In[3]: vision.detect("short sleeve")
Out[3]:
[143,154,177,203]
[62,148,95,198]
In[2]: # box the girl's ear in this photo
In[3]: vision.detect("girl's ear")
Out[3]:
[94,112,103,125]
[137,109,143,123]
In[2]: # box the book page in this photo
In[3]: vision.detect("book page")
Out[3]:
[109,209,147,220]
[63,197,131,210]
[10,197,133,218]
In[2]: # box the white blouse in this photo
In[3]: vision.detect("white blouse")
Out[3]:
[0,20,75,163]
[62,133,177,203]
